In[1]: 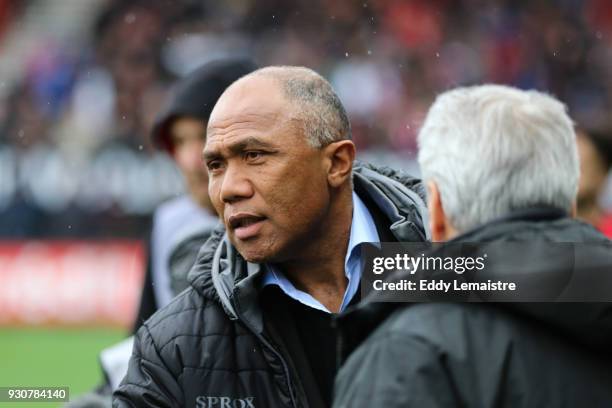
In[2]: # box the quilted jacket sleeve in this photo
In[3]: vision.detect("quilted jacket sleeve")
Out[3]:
[113,324,183,408]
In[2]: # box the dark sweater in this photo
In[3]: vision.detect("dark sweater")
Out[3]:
[261,285,359,407]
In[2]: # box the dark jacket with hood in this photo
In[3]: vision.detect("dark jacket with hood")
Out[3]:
[113,163,428,408]
[333,209,612,408]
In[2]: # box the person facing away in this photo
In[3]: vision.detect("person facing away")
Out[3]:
[113,66,428,408]
[333,85,612,408]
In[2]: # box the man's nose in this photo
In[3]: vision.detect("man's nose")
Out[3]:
[219,163,254,204]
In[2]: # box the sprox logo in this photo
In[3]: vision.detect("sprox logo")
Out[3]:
[196,396,255,408]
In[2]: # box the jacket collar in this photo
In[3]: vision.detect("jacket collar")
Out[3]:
[449,206,568,242]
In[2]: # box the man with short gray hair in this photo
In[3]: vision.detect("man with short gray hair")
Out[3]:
[419,84,579,238]
[333,85,612,408]
[114,66,428,407]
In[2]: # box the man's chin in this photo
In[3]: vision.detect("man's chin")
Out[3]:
[237,249,269,264]
[232,239,274,264]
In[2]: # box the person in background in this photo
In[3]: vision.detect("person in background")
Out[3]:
[333,85,612,408]
[576,127,612,238]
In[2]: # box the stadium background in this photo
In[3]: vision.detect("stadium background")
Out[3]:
[0,0,610,405]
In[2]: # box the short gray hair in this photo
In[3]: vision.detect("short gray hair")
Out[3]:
[418,84,579,232]
[250,66,351,148]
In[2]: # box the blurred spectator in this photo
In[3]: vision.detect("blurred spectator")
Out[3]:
[576,127,612,237]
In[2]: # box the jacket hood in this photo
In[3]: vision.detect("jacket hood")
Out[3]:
[187,162,429,332]
[338,209,612,357]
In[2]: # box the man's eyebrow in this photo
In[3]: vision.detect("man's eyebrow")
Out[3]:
[202,149,221,162]
[203,137,276,161]
[231,137,276,152]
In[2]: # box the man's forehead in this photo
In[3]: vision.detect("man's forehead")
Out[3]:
[209,109,280,132]
[206,109,286,148]
[202,119,285,159]
[207,77,296,140]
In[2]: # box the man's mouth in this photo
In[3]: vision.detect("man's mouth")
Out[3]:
[227,214,267,240]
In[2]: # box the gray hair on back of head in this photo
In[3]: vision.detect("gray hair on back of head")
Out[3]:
[249,66,351,148]
[417,84,579,232]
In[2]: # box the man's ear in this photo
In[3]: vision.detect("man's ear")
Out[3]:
[324,140,356,188]
[427,181,455,242]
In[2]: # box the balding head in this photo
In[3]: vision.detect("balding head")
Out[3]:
[211,66,351,148]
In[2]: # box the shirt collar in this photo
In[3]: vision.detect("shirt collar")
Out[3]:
[345,191,379,271]
[261,191,380,313]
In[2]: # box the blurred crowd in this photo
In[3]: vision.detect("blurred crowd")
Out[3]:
[0,0,610,238]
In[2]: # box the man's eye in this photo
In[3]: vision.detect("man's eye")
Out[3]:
[244,151,264,161]
[206,161,223,171]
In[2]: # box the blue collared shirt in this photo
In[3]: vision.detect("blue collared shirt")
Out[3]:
[261,191,380,313]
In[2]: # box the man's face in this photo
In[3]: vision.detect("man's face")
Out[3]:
[169,117,212,211]
[204,77,331,263]
[577,132,608,203]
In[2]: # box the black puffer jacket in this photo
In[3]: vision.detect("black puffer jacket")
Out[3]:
[333,211,612,408]
[113,163,428,408]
